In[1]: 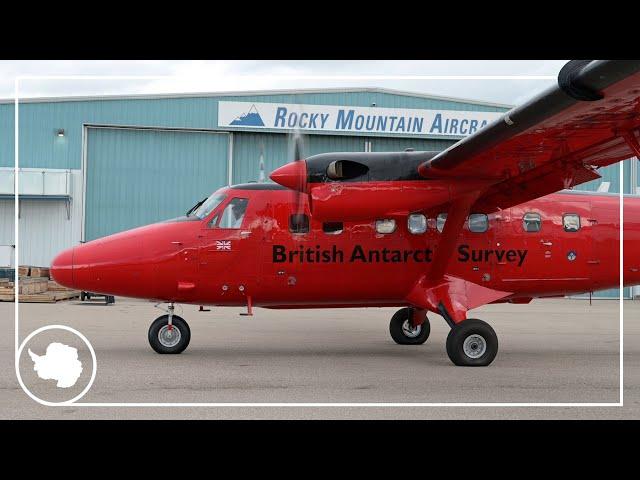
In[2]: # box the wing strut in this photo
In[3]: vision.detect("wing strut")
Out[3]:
[429,192,478,282]
[623,132,640,158]
[404,191,512,324]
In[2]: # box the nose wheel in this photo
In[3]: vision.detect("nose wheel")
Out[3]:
[148,313,191,354]
[446,319,498,366]
[389,307,430,345]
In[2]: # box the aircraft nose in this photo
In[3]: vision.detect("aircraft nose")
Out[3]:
[50,247,75,289]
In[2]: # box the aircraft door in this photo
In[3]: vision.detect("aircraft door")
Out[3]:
[199,197,260,300]
[556,199,593,291]
[261,198,315,298]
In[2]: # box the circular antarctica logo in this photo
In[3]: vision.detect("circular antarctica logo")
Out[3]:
[567,251,577,262]
[16,325,96,405]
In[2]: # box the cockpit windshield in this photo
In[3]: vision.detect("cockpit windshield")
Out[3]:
[190,192,227,219]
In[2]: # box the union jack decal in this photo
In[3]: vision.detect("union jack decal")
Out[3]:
[216,241,232,251]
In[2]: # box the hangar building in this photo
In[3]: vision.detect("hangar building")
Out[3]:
[0,88,636,298]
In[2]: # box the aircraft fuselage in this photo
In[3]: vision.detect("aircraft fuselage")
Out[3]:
[51,184,640,310]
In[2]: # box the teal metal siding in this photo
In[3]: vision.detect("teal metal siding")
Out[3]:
[232,133,288,184]
[85,128,228,240]
[0,104,14,167]
[3,92,509,170]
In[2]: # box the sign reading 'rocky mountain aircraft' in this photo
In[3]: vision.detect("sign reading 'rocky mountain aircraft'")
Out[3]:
[218,101,504,137]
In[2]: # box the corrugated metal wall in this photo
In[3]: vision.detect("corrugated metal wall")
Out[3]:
[0,171,83,267]
[0,92,507,170]
[85,127,229,240]
[232,133,288,184]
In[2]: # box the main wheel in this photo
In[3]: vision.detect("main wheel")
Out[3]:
[148,314,191,354]
[389,307,430,345]
[446,319,498,366]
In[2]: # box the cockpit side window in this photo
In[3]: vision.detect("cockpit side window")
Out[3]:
[214,198,249,229]
[192,193,226,219]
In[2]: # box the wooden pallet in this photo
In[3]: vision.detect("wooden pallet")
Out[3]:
[29,267,50,278]
[4,278,49,295]
[0,279,78,302]
[17,290,80,303]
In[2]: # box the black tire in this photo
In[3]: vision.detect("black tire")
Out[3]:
[389,307,430,345]
[80,292,86,301]
[148,315,191,354]
[446,319,498,366]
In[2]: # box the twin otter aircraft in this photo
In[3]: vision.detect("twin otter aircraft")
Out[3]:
[51,60,640,366]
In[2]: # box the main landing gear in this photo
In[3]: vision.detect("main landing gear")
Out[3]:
[148,303,191,354]
[446,319,498,366]
[389,308,498,366]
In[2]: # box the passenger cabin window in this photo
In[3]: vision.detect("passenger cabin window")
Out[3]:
[289,214,310,234]
[523,212,541,232]
[563,214,581,232]
[375,219,396,234]
[408,213,427,234]
[436,213,447,233]
[323,222,343,234]
[468,213,488,233]
[218,198,249,229]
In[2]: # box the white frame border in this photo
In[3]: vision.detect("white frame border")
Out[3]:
[12,73,624,408]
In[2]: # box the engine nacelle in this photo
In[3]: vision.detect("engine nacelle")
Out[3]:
[308,180,451,222]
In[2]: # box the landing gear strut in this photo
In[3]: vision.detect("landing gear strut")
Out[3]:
[148,303,191,354]
[389,307,430,345]
[446,319,498,366]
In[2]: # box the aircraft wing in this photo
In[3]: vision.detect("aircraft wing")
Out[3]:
[418,60,640,211]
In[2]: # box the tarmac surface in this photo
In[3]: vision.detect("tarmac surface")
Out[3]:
[1,297,638,419]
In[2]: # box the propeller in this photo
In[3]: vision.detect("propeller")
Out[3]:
[289,130,308,217]
[270,129,309,220]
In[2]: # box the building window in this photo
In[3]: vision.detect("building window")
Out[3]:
[289,213,309,234]
[563,213,581,232]
[468,213,488,233]
[408,213,427,234]
[217,198,249,229]
[375,219,396,234]
[523,212,541,232]
[323,222,343,234]
[436,213,447,233]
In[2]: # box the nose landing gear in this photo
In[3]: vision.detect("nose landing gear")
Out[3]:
[148,303,191,354]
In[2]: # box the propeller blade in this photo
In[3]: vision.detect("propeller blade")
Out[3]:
[288,129,308,217]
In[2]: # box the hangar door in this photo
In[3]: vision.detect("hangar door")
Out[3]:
[85,127,229,241]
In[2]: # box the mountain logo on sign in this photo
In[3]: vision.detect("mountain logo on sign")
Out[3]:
[230,104,265,126]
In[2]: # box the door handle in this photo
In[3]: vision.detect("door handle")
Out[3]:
[240,230,251,238]
[540,240,553,246]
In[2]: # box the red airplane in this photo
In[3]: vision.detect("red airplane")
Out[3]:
[50,59,640,366]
